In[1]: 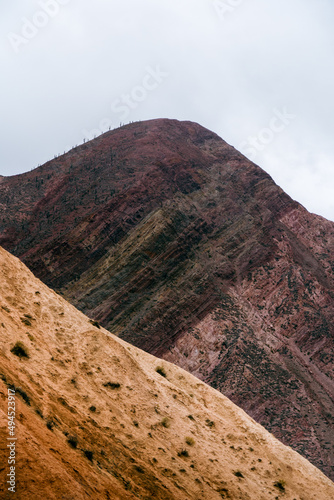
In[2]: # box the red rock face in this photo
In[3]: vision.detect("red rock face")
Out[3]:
[0,119,333,479]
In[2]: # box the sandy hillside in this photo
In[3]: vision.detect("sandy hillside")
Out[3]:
[0,245,333,500]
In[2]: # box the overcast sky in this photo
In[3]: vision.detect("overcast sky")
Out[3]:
[1,0,333,220]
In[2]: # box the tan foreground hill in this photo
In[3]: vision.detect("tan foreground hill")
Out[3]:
[0,245,333,500]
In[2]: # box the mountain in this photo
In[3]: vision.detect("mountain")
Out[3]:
[1,244,334,499]
[0,119,333,479]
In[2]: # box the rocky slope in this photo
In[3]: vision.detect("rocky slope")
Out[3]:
[1,245,334,499]
[0,119,333,479]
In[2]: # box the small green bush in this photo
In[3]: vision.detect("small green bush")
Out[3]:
[84,450,93,461]
[67,436,78,448]
[46,420,54,430]
[16,387,31,406]
[11,341,29,359]
[89,319,101,329]
[274,480,286,491]
[185,437,195,446]
[156,366,167,378]
[103,382,121,389]
[20,316,32,326]
[218,488,230,499]
[178,450,189,458]
[161,417,170,428]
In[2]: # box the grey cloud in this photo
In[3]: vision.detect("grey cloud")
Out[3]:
[0,0,333,220]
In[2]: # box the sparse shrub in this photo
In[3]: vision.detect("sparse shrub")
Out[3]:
[16,387,31,405]
[135,466,144,474]
[67,436,78,448]
[1,305,10,313]
[185,437,195,446]
[11,341,29,359]
[35,408,43,418]
[156,366,167,378]
[84,450,93,461]
[178,450,189,458]
[161,417,170,428]
[274,480,286,491]
[20,317,31,326]
[187,415,195,421]
[233,471,244,478]
[103,382,121,389]
[133,421,139,427]
[89,319,101,329]
[89,405,96,412]
[218,488,230,499]
[46,420,54,430]
[206,419,215,428]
